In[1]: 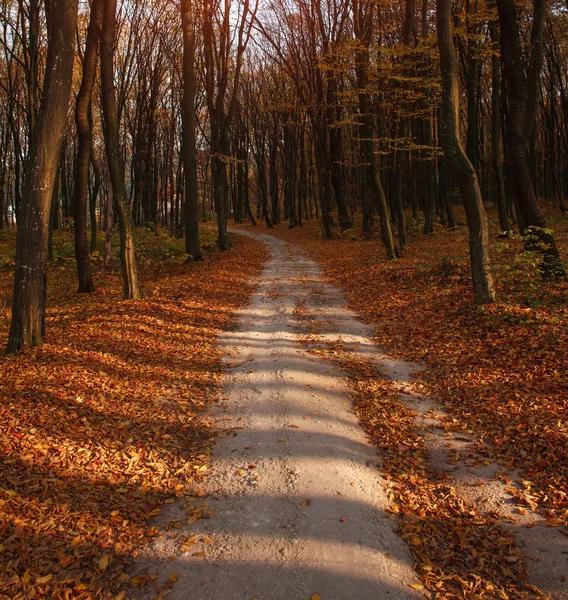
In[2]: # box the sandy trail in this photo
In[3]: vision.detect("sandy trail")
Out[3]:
[135,231,423,599]
[134,230,567,599]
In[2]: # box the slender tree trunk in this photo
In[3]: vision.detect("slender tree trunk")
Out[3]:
[324,64,351,231]
[90,153,101,252]
[257,153,273,228]
[100,0,140,299]
[421,118,436,234]
[437,0,496,304]
[0,144,6,230]
[393,142,408,247]
[48,169,60,261]
[181,0,202,260]
[211,150,231,250]
[270,128,280,224]
[465,0,479,172]
[489,19,511,233]
[314,138,333,239]
[73,0,102,293]
[6,0,79,353]
[103,181,113,270]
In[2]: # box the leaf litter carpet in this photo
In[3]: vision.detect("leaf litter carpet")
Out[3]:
[134,229,566,600]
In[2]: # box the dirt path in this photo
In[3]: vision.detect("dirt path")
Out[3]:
[134,231,423,599]
[134,230,567,599]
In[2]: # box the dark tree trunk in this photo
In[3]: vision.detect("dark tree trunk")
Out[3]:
[352,0,398,257]
[211,150,231,249]
[314,139,333,239]
[103,181,113,270]
[7,0,79,353]
[437,0,496,304]
[90,153,101,252]
[257,152,273,228]
[269,126,280,224]
[496,0,565,277]
[181,0,202,259]
[489,18,511,233]
[48,170,60,261]
[465,0,479,172]
[100,0,141,299]
[73,0,102,293]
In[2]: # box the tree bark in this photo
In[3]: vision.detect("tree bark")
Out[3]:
[496,0,565,277]
[437,0,496,304]
[488,18,511,233]
[181,0,202,259]
[73,0,102,293]
[90,152,101,252]
[100,0,141,299]
[7,0,79,353]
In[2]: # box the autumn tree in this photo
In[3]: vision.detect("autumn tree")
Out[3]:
[201,0,258,250]
[437,0,496,304]
[495,0,565,278]
[181,0,202,259]
[74,0,103,293]
[6,0,79,352]
[100,0,141,299]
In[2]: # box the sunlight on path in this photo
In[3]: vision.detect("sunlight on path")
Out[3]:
[135,231,423,599]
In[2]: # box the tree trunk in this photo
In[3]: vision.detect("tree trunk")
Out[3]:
[103,180,113,270]
[269,128,280,224]
[73,0,102,293]
[437,0,496,304]
[100,0,141,299]
[489,18,511,233]
[211,150,231,250]
[6,0,79,353]
[496,0,565,278]
[181,0,202,260]
[314,139,333,239]
[90,152,101,252]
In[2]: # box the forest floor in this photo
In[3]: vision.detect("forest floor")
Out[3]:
[1,212,567,600]
[0,227,268,599]
[133,215,567,600]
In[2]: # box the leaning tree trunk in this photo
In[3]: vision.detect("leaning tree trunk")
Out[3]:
[496,0,565,278]
[74,0,103,293]
[181,0,202,260]
[6,0,78,353]
[437,0,496,305]
[100,0,140,299]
